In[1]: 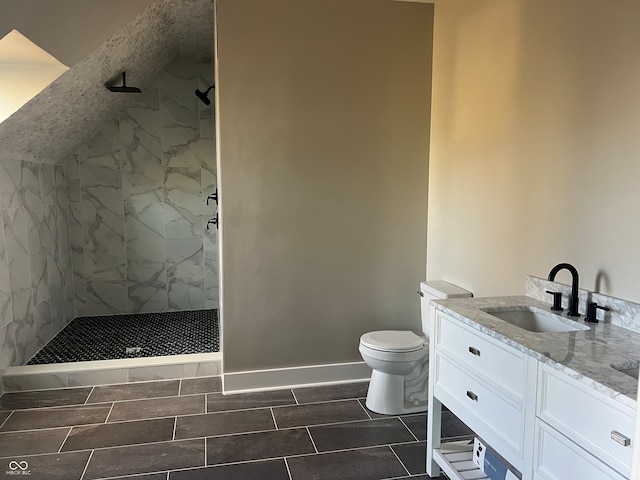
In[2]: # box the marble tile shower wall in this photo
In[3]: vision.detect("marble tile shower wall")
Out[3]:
[0,155,76,375]
[67,59,218,316]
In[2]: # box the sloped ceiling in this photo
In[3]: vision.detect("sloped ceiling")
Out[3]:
[0,0,214,162]
[0,30,69,123]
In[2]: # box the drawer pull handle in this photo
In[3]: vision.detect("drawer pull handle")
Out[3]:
[468,347,481,356]
[611,431,631,447]
[466,390,478,401]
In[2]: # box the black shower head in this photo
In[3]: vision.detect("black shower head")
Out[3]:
[195,85,214,105]
[106,72,142,93]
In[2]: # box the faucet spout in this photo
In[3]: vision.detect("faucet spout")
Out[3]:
[547,263,580,317]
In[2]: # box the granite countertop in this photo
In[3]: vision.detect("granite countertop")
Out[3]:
[433,295,640,410]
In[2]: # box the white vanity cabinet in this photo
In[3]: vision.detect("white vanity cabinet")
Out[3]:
[534,364,635,479]
[427,309,538,479]
[427,307,637,480]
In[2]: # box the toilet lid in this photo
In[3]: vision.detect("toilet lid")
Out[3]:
[360,330,425,352]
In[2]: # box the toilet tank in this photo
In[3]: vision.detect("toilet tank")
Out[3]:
[420,280,472,337]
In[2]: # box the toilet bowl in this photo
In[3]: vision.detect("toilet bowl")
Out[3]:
[359,330,429,414]
[359,280,472,415]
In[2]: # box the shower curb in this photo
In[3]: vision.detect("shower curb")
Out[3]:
[2,353,222,392]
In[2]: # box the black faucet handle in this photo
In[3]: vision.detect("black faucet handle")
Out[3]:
[546,290,563,311]
[585,301,610,323]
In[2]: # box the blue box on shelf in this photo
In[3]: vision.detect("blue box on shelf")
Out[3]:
[472,438,519,480]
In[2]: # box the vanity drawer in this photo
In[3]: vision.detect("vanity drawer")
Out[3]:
[534,420,626,480]
[436,312,526,400]
[434,354,523,465]
[537,364,635,477]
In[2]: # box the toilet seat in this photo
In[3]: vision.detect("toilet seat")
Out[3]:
[360,330,425,353]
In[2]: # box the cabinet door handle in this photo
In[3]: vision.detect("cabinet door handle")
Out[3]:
[468,346,481,356]
[466,390,478,401]
[611,430,631,447]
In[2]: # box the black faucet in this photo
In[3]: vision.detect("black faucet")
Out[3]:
[547,263,581,317]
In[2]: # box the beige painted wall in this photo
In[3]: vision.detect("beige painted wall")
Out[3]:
[427,0,640,301]
[217,0,433,372]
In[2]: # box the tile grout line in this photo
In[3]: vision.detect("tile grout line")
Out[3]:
[84,386,96,405]
[388,444,412,478]
[172,416,177,441]
[0,416,176,434]
[269,407,279,429]
[305,426,319,454]
[356,397,374,419]
[290,388,299,405]
[204,429,208,467]
[0,399,112,414]
[398,417,420,442]
[57,426,74,453]
[275,414,392,431]
[79,449,94,480]
[0,411,14,430]
[178,378,183,396]
[0,407,383,437]
[284,457,294,480]
[104,402,115,423]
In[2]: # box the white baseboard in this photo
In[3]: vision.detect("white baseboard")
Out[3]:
[223,361,371,394]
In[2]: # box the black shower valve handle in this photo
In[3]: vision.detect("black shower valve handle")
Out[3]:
[206,190,218,206]
[546,290,563,312]
[206,213,218,231]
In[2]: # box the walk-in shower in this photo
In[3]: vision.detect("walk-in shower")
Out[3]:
[27,310,219,365]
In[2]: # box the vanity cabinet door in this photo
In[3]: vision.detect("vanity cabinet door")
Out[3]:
[534,420,626,480]
[537,364,635,477]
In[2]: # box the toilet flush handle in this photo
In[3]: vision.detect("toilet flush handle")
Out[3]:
[417,291,424,297]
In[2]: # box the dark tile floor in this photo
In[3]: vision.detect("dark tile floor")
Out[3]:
[0,379,471,479]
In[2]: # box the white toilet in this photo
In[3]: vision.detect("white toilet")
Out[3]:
[359,280,472,414]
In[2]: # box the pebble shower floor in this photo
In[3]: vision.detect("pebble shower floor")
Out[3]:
[27,309,220,365]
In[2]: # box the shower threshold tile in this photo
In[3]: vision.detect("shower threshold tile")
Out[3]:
[87,380,180,403]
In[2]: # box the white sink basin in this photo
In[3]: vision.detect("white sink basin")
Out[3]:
[482,306,589,333]
[611,362,639,379]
